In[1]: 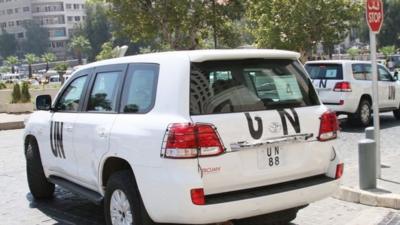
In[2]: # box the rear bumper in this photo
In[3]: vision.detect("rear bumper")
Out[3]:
[137,164,340,224]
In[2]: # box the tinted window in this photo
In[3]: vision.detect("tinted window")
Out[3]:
[87,71,121,112]
[121,64,159,113]
[190,59,319,115]
[305,64,343,80]
[55,75,87,112]
[378,65,393,81]
[352,64,372,80]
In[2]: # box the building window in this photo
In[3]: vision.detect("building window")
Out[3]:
[14,8,19,13]
[74,16,80,21]
[81,4,85,9]
[7,9,13,14]
[8,21,14,27]
[0,23,6,28]
[66,3,71,9]
[17,32,24,38]
[67,16,73,22]
[23,6,29,12]
[16,20,21,26]
[73,4,79,9]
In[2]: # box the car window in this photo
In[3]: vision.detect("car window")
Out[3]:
[378,65,393,81]
[190,59,319,115]
[87,71,121,112]
[304,64,343,80]
[55,75,88,112]
[352,64,372,80]
[121,64,159,113]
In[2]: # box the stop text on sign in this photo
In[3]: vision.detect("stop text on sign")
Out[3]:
[366,0,384,33]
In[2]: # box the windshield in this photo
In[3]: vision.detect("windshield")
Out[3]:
[190,59,320,115]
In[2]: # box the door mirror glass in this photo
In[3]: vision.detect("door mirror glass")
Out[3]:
[36,95,52,110]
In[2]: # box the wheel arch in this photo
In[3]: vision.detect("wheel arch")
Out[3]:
[360,94,372,105]
[100,157,134,191]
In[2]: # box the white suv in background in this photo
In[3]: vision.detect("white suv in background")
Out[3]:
[305,60,400,126]
[24,50,342,225]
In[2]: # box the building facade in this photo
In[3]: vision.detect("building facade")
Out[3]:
[0,0,86,58]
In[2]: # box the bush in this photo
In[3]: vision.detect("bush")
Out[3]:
[0,82,6,89]
[11,83,21,103]
[21,82,31,103]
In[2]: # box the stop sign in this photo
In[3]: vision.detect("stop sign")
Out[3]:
[366,0,384,33]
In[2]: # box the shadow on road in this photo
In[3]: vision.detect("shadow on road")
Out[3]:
[340,114,400,134]
[26,187,105,225]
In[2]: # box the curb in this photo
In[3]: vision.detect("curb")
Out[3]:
[333,185,400,210]
[0,121,25,131]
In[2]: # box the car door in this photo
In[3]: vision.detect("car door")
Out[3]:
[378,65,397,108]
[73,64,127,189]
[48,70,91,179]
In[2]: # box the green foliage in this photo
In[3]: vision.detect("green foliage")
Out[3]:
[25,53,39,78]
[5,56,19,74]
[54,63,69,84]
[96,41,115,61]
[380,45,396,59]
[41,52,57,71]
[106,0,245,50]
[69,35,91,64]
[378,0,400,48]
[347,48,360,60]
[11,83,21,104]
[0,82,6,89]
[21,21,50,55]
[0,66,10,73]
[20,82,31,103]
[0,31,17,58]
[247,0,362,59]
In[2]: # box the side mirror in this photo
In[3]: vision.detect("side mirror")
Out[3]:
[36,95,52,111]
[394,71,399,81]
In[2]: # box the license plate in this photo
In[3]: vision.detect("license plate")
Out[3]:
[257,145,281,169]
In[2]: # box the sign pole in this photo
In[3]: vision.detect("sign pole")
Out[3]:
[369,31,381,178]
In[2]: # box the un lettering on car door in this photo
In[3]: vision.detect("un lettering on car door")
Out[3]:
[50,121,66,159]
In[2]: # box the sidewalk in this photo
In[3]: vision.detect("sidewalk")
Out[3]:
[0,113,30,130]
[334,153,400,210]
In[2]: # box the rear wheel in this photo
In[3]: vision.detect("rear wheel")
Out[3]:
[233,207,299,225]
[349,99,371,127]
[104,170,154,225]
[25,137,55,199]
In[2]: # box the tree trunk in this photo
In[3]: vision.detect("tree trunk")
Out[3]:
[28,64,32,78]
[11,65,15,74]
[46,63,49,72]
[77,50,82,65]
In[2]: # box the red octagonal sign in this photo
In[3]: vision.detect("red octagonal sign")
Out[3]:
[366,0,384,33]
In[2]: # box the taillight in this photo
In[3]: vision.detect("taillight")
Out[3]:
[162,123,225,159]
[190,188,205,205]
[318,111,339,141]
[335,163,344,179]
[333,82,352,92]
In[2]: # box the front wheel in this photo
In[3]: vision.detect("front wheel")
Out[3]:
[104,170,154,225]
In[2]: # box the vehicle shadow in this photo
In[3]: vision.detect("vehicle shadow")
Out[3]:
[27,186,105,225]
[340,113,400,134]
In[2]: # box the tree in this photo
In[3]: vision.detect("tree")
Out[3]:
[41,52,57,72]
[5,56,19,74]
[246,0,362,60]
[347,47,360,60]
[21,21,50,55]
[380,45,396,60]
[54,62,68,84]
[378,0,400,48]
[20,82,31,103]
[96,41,115,61]
[25,53,38,78]
[106,0,245,50]
[69,35,91,64]
[0,31,17,58]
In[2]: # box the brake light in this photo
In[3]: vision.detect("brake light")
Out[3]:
[190,188,205,205]
[333,82,351,92]
[318,111,339,141]
[162,123,225,158]
[335,163,344,179]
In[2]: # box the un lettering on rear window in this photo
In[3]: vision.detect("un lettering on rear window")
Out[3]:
[190,59,319,115]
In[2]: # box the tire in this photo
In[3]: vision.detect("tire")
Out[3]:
[348,99,371,127]
[233,207,299,225]
[104,170,154,225]
[25,137,55,199]
[393,108,400,120]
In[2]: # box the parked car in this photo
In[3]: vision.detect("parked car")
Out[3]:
[24,50,342,225]
[305,60,400,126]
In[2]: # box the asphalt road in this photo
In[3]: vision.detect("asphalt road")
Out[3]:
[2,113,400,225]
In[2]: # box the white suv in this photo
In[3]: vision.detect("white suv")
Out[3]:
[24,50,342,225]
[305,60,400,126]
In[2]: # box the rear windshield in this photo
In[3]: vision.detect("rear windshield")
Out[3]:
[305,64,343,80]
[190,59,320,115]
